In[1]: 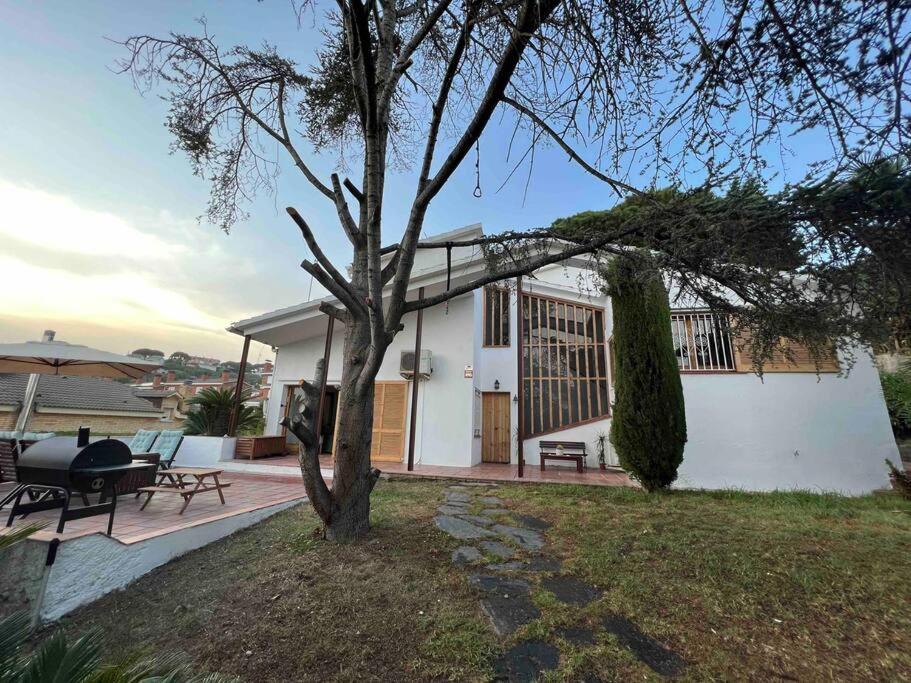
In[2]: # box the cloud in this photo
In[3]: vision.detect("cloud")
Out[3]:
[0,180,178,258]
[0,179,287,355]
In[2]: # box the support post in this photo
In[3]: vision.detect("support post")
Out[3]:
[313,315,335,454]
[516,277,525,478]
[14,373,40,435]
[406,287,425,471]
[227,334,251,436]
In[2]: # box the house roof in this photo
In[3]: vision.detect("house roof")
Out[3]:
[227,219,598,348]
[132,388,181,399]
[0,373,161,414]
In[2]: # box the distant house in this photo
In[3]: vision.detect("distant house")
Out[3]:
[186,356,220,373]
[133,370,251,398]
[0,373,175,434]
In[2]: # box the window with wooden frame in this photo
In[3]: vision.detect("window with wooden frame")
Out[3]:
[521,293,610,436]
[483,286,511,347]
[670,311,737,372]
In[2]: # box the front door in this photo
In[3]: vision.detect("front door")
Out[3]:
[482,392,511,463]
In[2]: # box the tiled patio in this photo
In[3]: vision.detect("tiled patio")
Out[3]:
[2,472,305,545]
[233,453,634,487]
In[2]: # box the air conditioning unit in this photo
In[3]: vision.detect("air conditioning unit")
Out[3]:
[400,349,432,379]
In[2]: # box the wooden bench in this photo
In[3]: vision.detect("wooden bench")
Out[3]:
[539,440,587,473]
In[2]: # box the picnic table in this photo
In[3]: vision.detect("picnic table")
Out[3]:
[138,467,230,514]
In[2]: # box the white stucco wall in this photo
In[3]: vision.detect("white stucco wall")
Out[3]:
[37,498,301,622]
[675,354,897,494]
[267,294,476,467]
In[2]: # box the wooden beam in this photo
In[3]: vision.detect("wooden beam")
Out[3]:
[516,276,525,478]
[406,287,425,471]
[227,334,251,436]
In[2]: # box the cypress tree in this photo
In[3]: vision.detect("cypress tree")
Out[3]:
[606,251,687,491]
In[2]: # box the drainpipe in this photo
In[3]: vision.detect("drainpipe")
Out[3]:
[516,276,525,478]
[406,287,425,471]
[227,334,251,436]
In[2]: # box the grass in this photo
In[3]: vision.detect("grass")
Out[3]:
[51,480,911,681]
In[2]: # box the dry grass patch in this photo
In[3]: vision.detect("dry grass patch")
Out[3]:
[53,479,494,682]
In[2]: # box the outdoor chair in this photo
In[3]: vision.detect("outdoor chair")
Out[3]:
[148,430,184,470]
[128,429,160,454]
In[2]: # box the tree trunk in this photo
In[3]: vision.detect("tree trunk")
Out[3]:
[296,317,383,542]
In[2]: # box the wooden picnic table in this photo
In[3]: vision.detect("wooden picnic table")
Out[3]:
[138,467,230,515]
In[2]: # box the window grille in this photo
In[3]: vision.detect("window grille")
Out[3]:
[521,293,610,435]
[483,287,510,347]
[670,311,736,371]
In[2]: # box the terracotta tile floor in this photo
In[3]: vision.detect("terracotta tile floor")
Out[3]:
[2,473,305,546]
[237,453,633,487]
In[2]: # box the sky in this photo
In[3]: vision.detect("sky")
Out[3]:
[0,1,833,363]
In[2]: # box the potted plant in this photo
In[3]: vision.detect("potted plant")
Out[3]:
[596,431,608,470]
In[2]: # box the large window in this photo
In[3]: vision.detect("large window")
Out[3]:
[522,293,610,435]
[670,311,736,371]
[483,286,511,347]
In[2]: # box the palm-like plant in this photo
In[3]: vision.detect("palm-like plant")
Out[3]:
[0,613,236,682]
[183,388,260,436]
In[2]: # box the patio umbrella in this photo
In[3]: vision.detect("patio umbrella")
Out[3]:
[0,330,161,432]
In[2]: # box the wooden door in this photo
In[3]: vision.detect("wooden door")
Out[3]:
[371,381,408,462]
[482,392,511,463]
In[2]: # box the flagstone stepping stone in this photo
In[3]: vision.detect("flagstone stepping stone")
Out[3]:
[478,496,503,505]
[457,514,495,527]
[438,505,471,515]
[525,555,562,572]
[492,524,546,551]
[486,561,526,572]
[445,491,471,503]
[481,508,510,517]
[556,625,596,645]
[541,576,603,606]
[469,574,541,636]
[480,540,515,560]
[487,555,562,573]
[491,640,560,682]
[452,546,483,566]
[510,513,552,531]
[600,614,686,677]
[434,515,496,540]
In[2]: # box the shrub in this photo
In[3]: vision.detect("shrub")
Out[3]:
[880,360,911,438]
[605,251,687,491]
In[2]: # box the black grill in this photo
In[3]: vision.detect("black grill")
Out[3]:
[5,428,154,535]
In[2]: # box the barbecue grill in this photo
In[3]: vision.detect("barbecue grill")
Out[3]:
[5,427,155,535]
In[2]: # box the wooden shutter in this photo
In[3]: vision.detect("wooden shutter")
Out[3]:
[734,331,839,373]
[371,381,407,462]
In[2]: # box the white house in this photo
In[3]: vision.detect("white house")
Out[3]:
[229,224,899,495]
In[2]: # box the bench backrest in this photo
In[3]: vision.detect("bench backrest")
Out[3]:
[539,440,587,453]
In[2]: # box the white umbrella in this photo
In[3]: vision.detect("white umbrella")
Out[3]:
[0,331,161,432]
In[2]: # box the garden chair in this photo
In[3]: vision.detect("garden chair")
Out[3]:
[149,430,184,470]
[128,429,160,454]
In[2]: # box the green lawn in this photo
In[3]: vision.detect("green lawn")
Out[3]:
[53,480,911,681]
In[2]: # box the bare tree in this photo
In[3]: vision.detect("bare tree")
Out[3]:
[119,0,908,540]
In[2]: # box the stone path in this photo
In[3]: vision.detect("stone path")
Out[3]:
[434,484,686,681]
